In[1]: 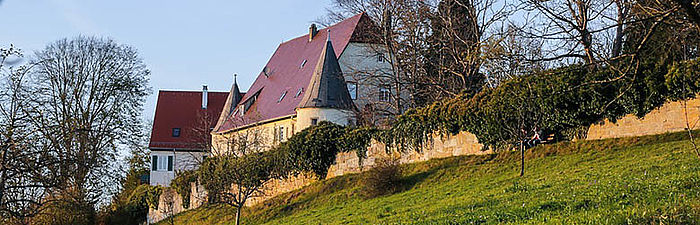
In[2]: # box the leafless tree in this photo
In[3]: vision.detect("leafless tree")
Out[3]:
[200,116,279,225]
[184,109,219,168]
[517,0,617,64]
[481,26,547,86]
[0,45,61,224]
[324,0,516,110]
[24,36,150,220]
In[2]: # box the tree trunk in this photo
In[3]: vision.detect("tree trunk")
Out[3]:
[611,1,626,58]
[682,100,700,160]
[520,141,525,177]
[235,206,242,225]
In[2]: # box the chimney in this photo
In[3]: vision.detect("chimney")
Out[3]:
[201,85,208,109]
[309,24,318,42]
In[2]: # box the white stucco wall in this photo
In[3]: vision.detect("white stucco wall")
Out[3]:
[338,42,404,116]
[295,108,353,131]
[149,150,205,187]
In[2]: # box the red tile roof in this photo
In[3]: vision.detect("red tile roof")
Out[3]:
[215,13,375,133]
[149,90,229,150]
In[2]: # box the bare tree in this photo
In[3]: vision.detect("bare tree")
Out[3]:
[481,26,548,86]
[518,0,615,64]
[185,108,218,168]
[24,36,150,222]
[200,117,279,225]
[325,0,517,111]
[0,45,60,224]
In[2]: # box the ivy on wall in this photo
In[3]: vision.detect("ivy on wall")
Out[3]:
[127,184,163,210]
[383,59,700,151]
[171,170,197,209]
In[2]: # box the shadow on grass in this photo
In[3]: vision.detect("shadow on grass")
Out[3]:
[399,168,438,191]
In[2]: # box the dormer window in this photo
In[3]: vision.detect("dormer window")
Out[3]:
[263,66,271,77]
[278,91,287,103]
[172,128,181,137]
[238,89,261,116]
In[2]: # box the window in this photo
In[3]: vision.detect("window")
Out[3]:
[311,118,318,126]
[278,91,287,103]
[278,126,286,142]
[273,126,286,143]
[379,86,391,102]
[151,156,157,171]
[295,88,303,98]
[346,82,357,100]
[376,53,384,62]
[300,59,307,68]
[239,105,245,116]
[172,128,181,137]
[152,155,173,172]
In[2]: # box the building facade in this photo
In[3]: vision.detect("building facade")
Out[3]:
[148,88,229,186]
[213,13,396,150]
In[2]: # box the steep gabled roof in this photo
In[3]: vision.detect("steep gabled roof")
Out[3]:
[298,33,355,110]
[215,13,375,133]
[149,90,228,150]
[213,77,246,132]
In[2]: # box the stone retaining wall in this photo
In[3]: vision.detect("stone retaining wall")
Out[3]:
[147,188,185,224]
[246,131,489,206]
[587,99,700,140]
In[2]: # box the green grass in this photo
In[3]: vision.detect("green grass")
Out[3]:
[159,131,700,224]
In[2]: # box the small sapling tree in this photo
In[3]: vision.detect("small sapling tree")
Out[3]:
[199,123,281,225]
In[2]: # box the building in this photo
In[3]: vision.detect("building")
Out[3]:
[148,87,229,186]
[147,13,403,223]
[213,13,395,149]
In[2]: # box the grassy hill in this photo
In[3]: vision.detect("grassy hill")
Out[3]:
[159,131,700,224]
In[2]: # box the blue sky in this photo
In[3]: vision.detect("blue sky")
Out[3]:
[0,0,332,120]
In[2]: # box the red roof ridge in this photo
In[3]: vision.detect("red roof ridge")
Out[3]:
[158,90,229,93]
[278,13,365,45]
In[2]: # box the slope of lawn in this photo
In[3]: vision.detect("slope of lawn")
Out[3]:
[159,131,700,224]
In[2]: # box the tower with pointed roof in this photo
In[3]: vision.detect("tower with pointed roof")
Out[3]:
[296,31,356,129]
[214,74,246,132]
